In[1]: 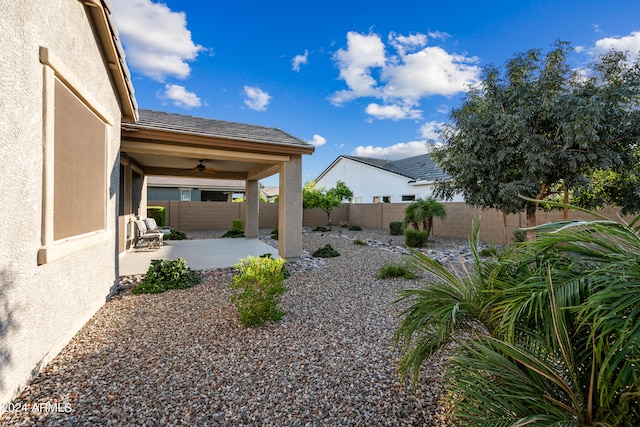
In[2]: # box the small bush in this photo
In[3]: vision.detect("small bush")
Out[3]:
[133,258,200,294]
[348,225,362,231]
[405,229,427,247]
[339,220,351,227]
[147,206,166,227]
[353,238,368,245]
[389,221,404,235]
[312,226,329,232]
[270,227,278,240]
[479,245,499,257]
[231,218,244,231]
[230,256,287,326]
[512,229,527,243]
[378,262,417,279]
[221,229,245,238]
[164,228,187,240]
[312,244,340,258]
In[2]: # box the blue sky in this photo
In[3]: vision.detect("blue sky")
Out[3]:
[111,0,640,186]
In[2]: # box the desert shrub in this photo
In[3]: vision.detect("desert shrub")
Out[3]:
[312,226,329,232]
[479,245,499,257]
[230,256,287,326]
[270,227,278,240]
[164,228,187,240]
[378,261,417,279]
[312,244,340,258]
[353,238,367,245]
[133,258,200,294]
[348,225,362,231]
[405,229,427,247]
[512,229,526,243]
[147,206,166,227]
[221,229,245,238]
[389,221,404,235]
[231,218,243,231]
[339,220,351,227]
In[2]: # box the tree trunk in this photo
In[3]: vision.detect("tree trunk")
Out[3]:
[563,186,569,220]
[502,212,508,245]
[526,201,537,242]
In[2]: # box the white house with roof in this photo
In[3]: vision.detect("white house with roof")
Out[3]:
[315,154,464,203]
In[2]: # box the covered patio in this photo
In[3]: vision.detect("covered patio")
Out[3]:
[118,109,315,266]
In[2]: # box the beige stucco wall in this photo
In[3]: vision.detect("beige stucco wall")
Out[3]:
[0,0,123,407]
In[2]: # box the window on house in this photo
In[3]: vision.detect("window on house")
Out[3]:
[373,196,381,203]
[382,196,391,203]
[39,48,111,265]
[180,189,192,201]
[353,197,362,203]
[402,195,416,202]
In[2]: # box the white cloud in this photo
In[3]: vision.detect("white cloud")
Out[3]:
[419,121,444,141]
[111,0,203,81]
[159,84,202,108]
[352,141,428,159]
[591,31,640,59]
[243,86,271,111]
[329,32,387,105]
[365,103,421,120]
[330,31,480,121]
[292,50,309,72]
[309,134,326,147]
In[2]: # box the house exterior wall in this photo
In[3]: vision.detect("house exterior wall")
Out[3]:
[0,0,123,407]
[315,157,464,203]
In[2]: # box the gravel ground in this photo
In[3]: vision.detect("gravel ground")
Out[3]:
[1,228,471,427]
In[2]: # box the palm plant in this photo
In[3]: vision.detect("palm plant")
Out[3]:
[403,197,447,239]
[394,210,640,426]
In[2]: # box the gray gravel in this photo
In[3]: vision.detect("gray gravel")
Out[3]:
[1,227,471,426]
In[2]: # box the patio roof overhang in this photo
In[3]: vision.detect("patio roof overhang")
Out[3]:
[121,110,314,181]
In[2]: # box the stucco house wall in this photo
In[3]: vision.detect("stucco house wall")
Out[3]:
[315,156,464,203]
[0,0,130,407]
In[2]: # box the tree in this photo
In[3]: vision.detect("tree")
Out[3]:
[302,180,353,228]
[432,42,640,238]
[403,197,446,240]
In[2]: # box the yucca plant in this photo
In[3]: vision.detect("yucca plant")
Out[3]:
[395,209,640,426]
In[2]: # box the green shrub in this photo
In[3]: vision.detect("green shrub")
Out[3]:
[270,227,278,240]
[353,238,368,245]
[479,245,499,257]
[348,225,362,231]
[231,218,243,231]
[405,229,427,247]
[512,229,526,243]
[230,256,287,326]
[378,261,417,279]
[133,258,200,294]
[164,228,187,240]
[312,226,329,232]
[312,244,340,258]
[221,229,245,238]
[147,206,166,227]
[389,221,404,235]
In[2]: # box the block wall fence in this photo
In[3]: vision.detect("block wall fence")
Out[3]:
[150,200,632,244]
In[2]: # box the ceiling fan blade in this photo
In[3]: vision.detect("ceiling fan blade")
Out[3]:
[204,169,217,175]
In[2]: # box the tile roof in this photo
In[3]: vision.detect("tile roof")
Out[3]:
[341,154,449,182]
[126,109,314,151]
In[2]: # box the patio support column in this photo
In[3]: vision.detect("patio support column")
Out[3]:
[245,179,259,238]
[278,154,302,261]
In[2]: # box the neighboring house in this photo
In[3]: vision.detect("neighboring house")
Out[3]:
[261,186,279,203]
[147,177,247,202]
[315,154,464,203]
[1,0,137,409]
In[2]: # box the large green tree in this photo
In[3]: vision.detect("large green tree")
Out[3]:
[302,180,353,228]
[432,42,640,233]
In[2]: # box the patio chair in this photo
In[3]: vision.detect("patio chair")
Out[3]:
[133,219,164,250]
[143,217,171,236]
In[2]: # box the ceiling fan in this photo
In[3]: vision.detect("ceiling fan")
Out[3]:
[190,159,217,175]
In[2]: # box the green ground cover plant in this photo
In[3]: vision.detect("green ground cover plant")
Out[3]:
[133,258,200,294]
[312,244,340,258]
[378,262,417,279]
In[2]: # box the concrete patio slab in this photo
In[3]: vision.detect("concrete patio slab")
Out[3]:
[118,238,279,276]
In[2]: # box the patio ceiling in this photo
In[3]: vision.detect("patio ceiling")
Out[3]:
[121,109,314,180]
